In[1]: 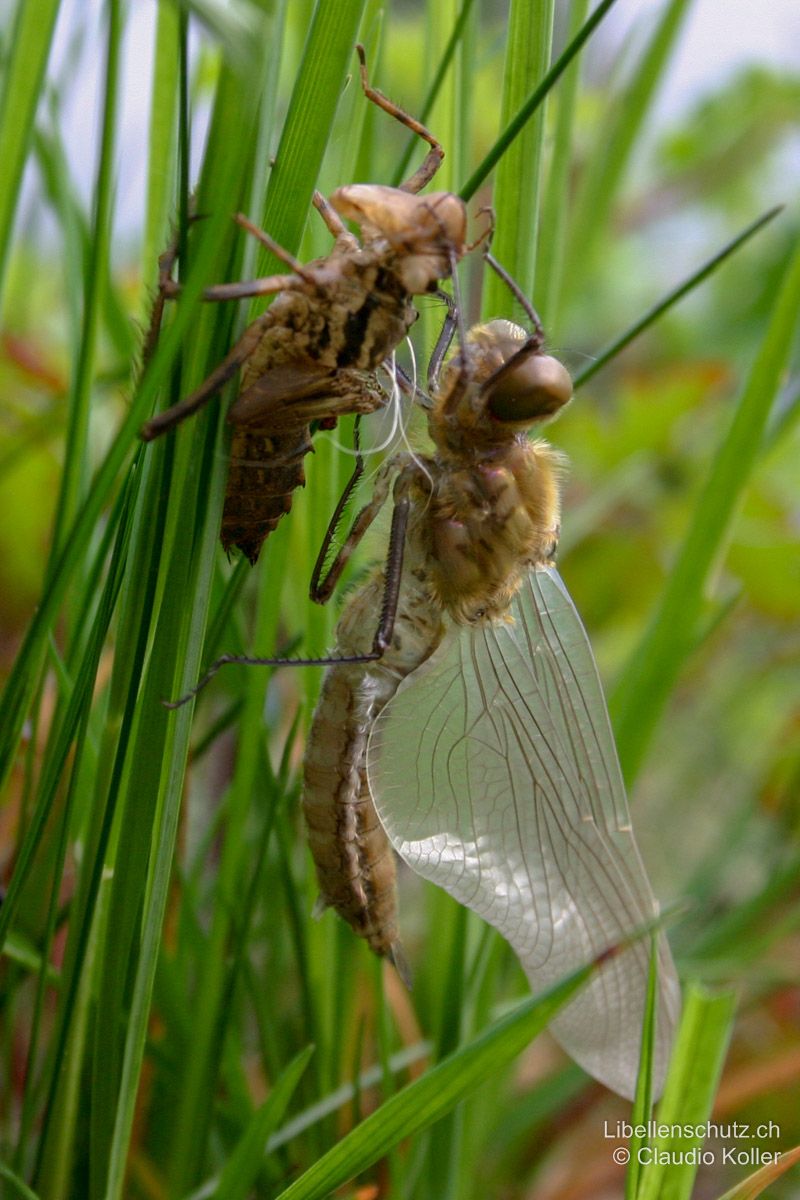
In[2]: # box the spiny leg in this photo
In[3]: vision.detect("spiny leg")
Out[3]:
[355,43,443,195]
[372,491,409,653]
[309,417,366,601]
[157,212,314,303]
[310,454,397,604]
[466,205,495,253]
[390,362,431,409]
[313,190,359,249]
[163,471,412,708]
[140,212,205,373]
[233,213,315,280]
[484,251,545,341]
[140,310,273,440]
[478,252,549,400]
[160,270,305,304]
[427,289,457,393]
[140,236,180,373]
[440,246,475,416]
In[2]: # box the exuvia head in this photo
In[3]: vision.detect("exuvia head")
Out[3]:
[329,185,468,294]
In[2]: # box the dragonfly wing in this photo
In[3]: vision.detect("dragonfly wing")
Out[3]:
[367,565,679,1098]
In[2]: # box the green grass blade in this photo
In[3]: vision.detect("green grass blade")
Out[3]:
[625,937,660,1200]
[48,0,125,560]
[255,0,369,266]
[0,1161,41,1200]
[712,1145,800,1200]
[459,0,619,203]
[572,206,782,390]
[129,7,368,1195]
[0,480,130,954]
[0,0,61,293]
[274,958,600,1200]
[637,985,737,1200]
[480,0,554,320]
[140,0,180,307]
[101,83,264,1200]
[31,504,136,1196]
[212,1047,315,1200]
[560,0,692,311]
[391,0,477,188]
[610,229,800,783]
[0,130,245,800]
[537,0,590,326]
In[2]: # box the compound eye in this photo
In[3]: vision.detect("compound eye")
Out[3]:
[487,354,573,423]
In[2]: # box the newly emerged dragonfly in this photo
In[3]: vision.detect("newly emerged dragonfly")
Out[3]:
[140,46,468,564]
[171,260,680,1096]
[300,264,680,1098]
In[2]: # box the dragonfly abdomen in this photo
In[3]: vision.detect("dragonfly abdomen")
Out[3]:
[303,665,403,964]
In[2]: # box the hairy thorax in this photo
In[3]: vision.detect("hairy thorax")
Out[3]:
[424,437,563,624]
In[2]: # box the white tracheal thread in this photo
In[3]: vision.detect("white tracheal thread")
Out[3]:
[318,342,434,496]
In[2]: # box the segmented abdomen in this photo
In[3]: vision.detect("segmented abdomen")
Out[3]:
[221,426,313,564]
[302,556,444,980]
[303,665,403,967]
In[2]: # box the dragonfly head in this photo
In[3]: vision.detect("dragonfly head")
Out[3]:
[435,320,573,446]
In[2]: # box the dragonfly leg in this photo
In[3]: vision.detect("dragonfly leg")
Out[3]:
[156,212,313,303]
[309,418,366,600]
[140,311,273,440]
[164,466,413,707]
[427,289,457,393]
[140,212,205,372]
[355,44,443,195]
[161,271,305,303]
[312,190,359,252]
[232,213,315,281]
[438,248,476,415]
[466,205,495,254]
[371,492,409,654]
[484,252,545,343]
[310,453,398,604]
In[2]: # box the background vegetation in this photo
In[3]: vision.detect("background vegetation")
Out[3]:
[0,1,798,1197]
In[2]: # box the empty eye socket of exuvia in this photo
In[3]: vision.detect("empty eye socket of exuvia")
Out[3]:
[486,354,573,423]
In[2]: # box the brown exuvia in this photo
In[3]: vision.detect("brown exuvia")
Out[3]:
[140,46,467,564]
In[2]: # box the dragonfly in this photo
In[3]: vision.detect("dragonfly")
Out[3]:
[299,259,680,1099]
[140,45,469,564]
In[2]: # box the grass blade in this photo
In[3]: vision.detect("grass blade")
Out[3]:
[0,1161,41,1200]
[391,0,477,188]
[713,1146,800,1200]
[48,0,124,559]
[480,0,555,320]
[573,206,782,389]
[213,1047,315,1200]
[637,985,737,1200]
[254,0,369,266]
[537,0,590,326]
[140,0,180,306]
[610,228,800,782]
[275,956,599,1200]
[459,0,619,203]
[0,0,61,292]
[625,937,661,1200]
[560,0,692,312]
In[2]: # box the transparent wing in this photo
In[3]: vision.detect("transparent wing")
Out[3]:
[367,565,680,1098]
